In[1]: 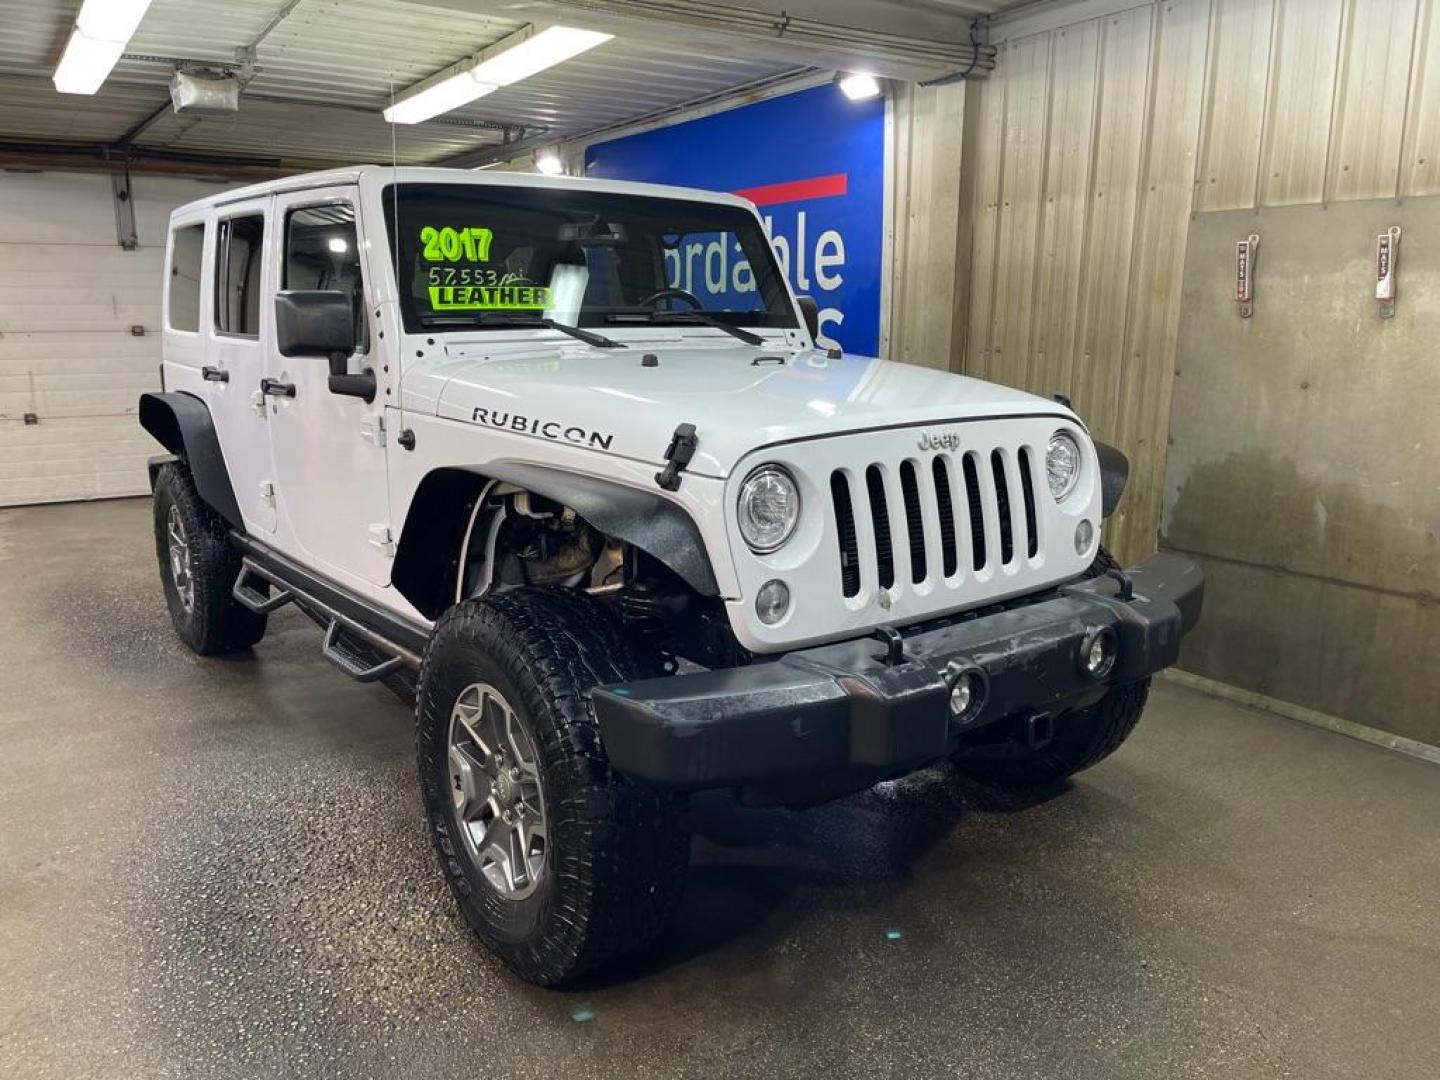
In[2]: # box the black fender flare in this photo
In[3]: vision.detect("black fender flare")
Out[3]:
[138,392,243,528]
[392,464,721,620]
[1094,440,1129,519]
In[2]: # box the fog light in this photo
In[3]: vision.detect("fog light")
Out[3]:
[949,676,974,716]
[944,663,986,723]
[1079,626,1116,679]
[755,579,790,625]
[1074,519,1094,556]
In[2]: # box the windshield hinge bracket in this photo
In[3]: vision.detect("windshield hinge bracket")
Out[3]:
[655,423,698,492]
[360,412,386,447]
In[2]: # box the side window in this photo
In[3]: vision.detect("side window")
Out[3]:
[215,214,264,337]
[283,204,367,351]
[167,223,204,332]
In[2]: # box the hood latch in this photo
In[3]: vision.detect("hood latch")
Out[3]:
[655,423,698,492]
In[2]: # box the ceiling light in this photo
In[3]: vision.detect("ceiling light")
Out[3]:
[53,30,127,95]
[837,72,882,101]
[383,73,496,124]
[75,0,153,42]
[534,150,565,176]
[53,0,154,95]
[471,27,612,85]
[383,25,612,125]
[327,237,349,254]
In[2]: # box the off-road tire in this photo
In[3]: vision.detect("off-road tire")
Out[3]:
[950,546,1146,788]
[152,461,267,655]
[415,586,688,986]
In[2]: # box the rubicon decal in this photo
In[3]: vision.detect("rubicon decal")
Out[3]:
[470,407,614,451]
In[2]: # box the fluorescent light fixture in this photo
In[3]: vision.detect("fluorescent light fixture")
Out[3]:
[534,150,565,176]
[384,74,496,124]
[384,24,612,125]
[76,0,153,42]
[837,72,882,101]
[53,0,153,95]
[471,26,612,85]
[53,30,127,95]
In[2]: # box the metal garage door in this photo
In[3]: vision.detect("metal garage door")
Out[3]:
[0,170,221,506]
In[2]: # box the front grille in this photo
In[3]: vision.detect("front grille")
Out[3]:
[830,441,1044,597]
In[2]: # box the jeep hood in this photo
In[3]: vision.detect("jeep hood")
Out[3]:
[418,340,1076,478]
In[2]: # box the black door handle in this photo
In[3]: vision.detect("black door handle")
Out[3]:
[202,366,229,383]
[260,378,296,398]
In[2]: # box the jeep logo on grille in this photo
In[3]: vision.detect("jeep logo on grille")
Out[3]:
[917,431,960,452]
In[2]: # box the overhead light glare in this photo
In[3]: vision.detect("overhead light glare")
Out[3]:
[383,25,612,125]
[384,75,497,124]
[534,150,565,176]
[838,72,882,101]
[52,30,127,95]
[76,0,154,43]
[472,27,613,86]
[53,0,154,95]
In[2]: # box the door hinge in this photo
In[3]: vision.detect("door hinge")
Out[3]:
[368,524,396,557]
[259,480,276,507]
[360,413,386,447]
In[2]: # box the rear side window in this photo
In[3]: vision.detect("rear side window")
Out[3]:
[284,203,367,352]
[167,223,204,332]
[215,214,264,337]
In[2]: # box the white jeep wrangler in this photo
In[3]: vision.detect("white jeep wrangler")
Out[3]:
[140,165,1202,985]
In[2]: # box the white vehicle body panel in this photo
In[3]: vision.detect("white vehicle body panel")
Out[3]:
[162,166,1102,652]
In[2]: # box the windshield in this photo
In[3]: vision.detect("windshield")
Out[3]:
[382,183,797,335]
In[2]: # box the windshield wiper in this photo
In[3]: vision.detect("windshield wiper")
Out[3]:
[418,312,625,349]
[605,309,765,347]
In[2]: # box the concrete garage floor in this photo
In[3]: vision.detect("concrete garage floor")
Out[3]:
[1,500,1437,1080]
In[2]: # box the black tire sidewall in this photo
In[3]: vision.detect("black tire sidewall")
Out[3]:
[151,462,266,655]
[152,469,206,651]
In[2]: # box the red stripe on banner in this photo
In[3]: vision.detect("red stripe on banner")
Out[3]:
[733,172,848,207]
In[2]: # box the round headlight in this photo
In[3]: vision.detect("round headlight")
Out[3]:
[1046,432,1082,501]
[737,465,800,553]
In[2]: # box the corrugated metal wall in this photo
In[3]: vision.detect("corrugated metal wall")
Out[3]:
[962,0,1440,563]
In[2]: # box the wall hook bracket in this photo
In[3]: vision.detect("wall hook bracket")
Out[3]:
[1376,226,1401,319]
[1235,233,1259,318]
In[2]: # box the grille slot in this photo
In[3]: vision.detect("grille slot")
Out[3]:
[932,456,958,577]
[962,452,986,571]
[831,470,860,597]
[865,465,895,589]
[1018,447,1039,558]
[991,450,1014,566]
[899,461,927,584]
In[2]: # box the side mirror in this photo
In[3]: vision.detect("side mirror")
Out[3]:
[275,290,355,358]
[274,290,373,403]
[796,295,820,340]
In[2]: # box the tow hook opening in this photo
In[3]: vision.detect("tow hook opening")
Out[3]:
[1026,712,1054,750]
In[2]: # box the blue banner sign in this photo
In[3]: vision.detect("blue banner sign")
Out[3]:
[584,84,885,356]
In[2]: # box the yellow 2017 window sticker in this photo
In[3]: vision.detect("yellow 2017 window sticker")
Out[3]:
[420,226,493,262]
[419,225,551,311]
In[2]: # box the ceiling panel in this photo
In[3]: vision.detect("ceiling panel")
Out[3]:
[0,0,990,171]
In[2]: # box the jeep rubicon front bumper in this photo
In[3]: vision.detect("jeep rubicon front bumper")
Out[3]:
[591,554,1202,801]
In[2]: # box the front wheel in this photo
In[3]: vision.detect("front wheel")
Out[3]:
[415,587,689,986]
